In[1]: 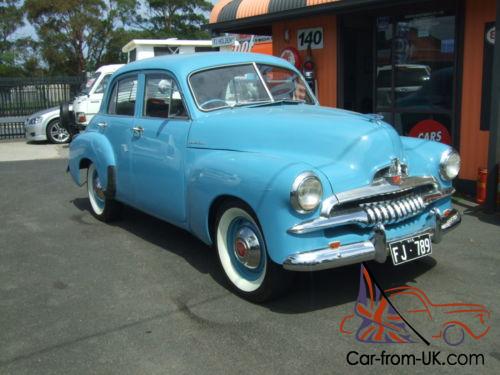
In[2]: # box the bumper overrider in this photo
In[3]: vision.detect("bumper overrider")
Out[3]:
[283,176,461,271]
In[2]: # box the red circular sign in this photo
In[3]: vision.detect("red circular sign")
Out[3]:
[409,119,452,145]
[280,47,301,69]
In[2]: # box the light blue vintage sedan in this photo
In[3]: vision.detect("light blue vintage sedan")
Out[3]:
[68,53,461,302]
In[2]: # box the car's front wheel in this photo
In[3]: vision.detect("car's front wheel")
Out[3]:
[46,118,70,144]
[87,163,121,222]
[443,324,466,346]
[214,200,293,302]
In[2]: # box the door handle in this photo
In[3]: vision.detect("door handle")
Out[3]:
[97,122,107,129]
[132,126,144,136]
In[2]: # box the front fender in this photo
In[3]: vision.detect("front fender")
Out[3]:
[68,130,116,187]
[43,113,60,127]
[186,149,334,264]
[401,136,453,188]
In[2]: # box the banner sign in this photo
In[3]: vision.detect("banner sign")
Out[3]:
[409,119,452,145]
[212,36,236,47]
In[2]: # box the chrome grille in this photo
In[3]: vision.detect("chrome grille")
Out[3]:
[361,195,425,225]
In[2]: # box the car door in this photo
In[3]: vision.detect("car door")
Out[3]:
[96,73,139,205]
[130,72,190,224]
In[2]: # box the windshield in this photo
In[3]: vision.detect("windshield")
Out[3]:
[94,74,111,94]
[80,72,101,95]
[189,63,315,111]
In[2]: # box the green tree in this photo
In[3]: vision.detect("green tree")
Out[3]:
[24,0,137,75]
[100,28,155,65]
[140,0,213,39]
[0,0,23,49]
[0,0,25,75]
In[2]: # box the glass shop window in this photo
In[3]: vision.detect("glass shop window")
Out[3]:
[375,12,456,143]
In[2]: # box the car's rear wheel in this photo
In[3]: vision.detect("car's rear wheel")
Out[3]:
[87,163,121,222]
[214,200,292,302]
[46,118,70,144]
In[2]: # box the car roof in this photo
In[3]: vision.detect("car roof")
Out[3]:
[114,52,296,78]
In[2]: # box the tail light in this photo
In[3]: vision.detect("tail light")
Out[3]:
[77,113,86,123]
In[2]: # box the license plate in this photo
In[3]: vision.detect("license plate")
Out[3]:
[389,233,432,266]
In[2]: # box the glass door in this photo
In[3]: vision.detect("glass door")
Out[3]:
[375,12,457,145]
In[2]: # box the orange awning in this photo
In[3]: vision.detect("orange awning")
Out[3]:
[209,0,393,31]
[210,0,344,24]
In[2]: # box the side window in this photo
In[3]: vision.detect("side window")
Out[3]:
[108,76,138,116]
[144,74,187,119]
[94,74,110,94]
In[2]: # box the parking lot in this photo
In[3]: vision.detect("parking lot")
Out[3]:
[0,143,499,374]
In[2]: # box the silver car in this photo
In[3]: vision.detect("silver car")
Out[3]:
[24,107,70,144]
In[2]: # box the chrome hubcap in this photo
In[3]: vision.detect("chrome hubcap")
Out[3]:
[233,226,261,269]
[93,172,105,200]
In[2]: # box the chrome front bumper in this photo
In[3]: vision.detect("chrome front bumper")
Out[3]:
[283,208,461,271]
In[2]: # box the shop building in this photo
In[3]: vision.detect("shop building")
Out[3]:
[209,0,499,209]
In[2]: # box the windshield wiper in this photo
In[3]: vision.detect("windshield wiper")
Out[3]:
[248,99,304,108]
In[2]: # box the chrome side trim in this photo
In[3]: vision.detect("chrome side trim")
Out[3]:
[289,185,454,235]
[283,209,461,271]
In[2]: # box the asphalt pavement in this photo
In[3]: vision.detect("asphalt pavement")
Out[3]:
[0,139,68,162]
[0,145,499,374]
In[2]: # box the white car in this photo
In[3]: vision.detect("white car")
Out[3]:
[24,107,70,144]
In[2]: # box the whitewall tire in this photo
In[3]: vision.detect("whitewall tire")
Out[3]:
[214,200,293,302]
[87,163,121,222]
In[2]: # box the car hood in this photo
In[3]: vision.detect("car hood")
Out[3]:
[29,106,59,118]
[189,105,406,191]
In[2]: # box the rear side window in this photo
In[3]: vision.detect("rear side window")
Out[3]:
[108,76,138,116]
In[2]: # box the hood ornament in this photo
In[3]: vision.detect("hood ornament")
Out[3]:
[365,114,384,125]
[387,158,404,185]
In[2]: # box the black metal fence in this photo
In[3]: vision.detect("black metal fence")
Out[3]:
[0,75,85,117]
[0,121,25,139]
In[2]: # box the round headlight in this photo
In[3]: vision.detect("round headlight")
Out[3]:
[290,172,323,213]
[440,149,461,180]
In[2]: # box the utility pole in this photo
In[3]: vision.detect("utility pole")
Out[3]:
[485,0,500,212]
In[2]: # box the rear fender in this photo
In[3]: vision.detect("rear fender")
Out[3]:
[68,131,116,188]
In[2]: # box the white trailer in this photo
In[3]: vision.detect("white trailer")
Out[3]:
[122,38,234,63]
